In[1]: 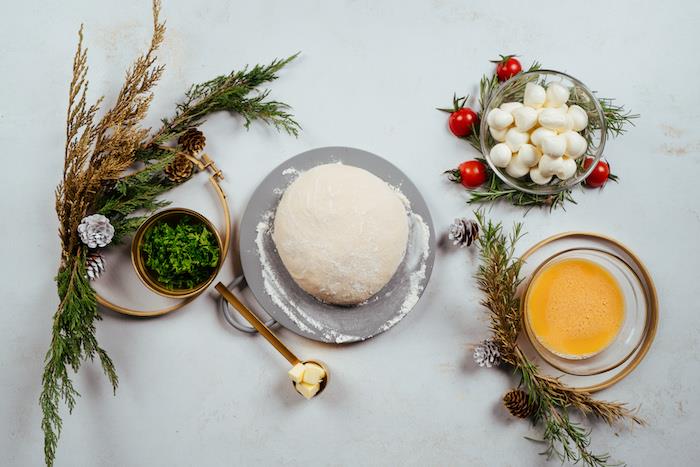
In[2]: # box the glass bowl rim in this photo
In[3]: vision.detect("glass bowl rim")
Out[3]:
[479,69,608,195]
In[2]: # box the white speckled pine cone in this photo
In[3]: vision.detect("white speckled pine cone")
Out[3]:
[77,214,114,248]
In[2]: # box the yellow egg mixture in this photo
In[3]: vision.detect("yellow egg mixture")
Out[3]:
[526,258,625,358]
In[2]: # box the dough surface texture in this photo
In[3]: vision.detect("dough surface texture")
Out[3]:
[272,163,409,305]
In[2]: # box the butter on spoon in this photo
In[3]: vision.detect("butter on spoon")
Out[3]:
[215,282,330,399]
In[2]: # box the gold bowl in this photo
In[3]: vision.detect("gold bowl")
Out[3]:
[131,208,223,298]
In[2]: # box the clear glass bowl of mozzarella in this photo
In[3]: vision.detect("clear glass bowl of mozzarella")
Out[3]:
[479,70,607,195]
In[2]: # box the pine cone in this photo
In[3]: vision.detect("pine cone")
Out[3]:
[77,214,115,248]
[503,389,537,419]
[178,128,206,154]
[449,218,479,247]
[85,252,106,281]
[164,155,194,183]
[473,339,501,368]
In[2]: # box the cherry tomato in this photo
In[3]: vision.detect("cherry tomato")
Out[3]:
[457,160,488,188]
[583,158,611,188]
[494,55,522,82]
[449,108,479,137]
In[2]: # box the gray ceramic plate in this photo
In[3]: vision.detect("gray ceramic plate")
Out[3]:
[238,147,436,343]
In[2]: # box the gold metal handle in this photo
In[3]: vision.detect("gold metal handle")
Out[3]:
[215,282,301,366]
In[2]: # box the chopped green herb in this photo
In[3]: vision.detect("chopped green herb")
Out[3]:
[141,216,220,290]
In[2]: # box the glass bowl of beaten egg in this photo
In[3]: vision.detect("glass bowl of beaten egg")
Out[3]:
[479,70,607,195]
[522,248,648,376]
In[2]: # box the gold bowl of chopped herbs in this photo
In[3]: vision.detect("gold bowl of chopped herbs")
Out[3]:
[132,208,223,298]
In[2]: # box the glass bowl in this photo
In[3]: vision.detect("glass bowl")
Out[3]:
[479,70,607,195]
[522,248,648,376]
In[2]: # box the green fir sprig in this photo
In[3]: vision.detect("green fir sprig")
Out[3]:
[472,211,644,467]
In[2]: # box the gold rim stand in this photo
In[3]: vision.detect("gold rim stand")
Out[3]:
[96,153,231,317]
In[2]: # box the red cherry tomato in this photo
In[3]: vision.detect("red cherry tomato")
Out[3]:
[583,158,611,188]
[458,160,487,188]
[495,55,522,82]
[449,108,479,137]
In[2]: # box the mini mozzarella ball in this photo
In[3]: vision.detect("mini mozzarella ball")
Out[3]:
[517,144,542,167]
[530,166,553,185]
[489,143,512,168]
[563,113,575,132]
[530,127,557,147]
[506,159,530,178]
[486,108,514,130]
[512,106,539,132]
[538,108,569,131]
[538,154,565,177]
[524,83,546,108]
[541,134,567,157]
[556,156,578,180]
[500,102,523,114]
[505,128,529,152]
[489,126,508,142]
[544,82,570,108]
[563,131,588,159]
[568,105,589,131]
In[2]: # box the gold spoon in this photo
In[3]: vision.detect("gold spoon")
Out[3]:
[215,282,329,397]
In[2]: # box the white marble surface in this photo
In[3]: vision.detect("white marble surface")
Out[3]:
[2,1,699,465]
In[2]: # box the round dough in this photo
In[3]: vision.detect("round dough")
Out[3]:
[272,163,409,305]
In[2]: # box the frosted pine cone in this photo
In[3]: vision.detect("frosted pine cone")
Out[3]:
[85,252,106,281]
[77,214,114,248]
[449,218,479,247]
[473,339,501,368]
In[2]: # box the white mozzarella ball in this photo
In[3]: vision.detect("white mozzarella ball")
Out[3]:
[486,108,514,130]
[541,134,567,157]
[530,166,553,185]
[555,156,577,180]
[530,127,557,147]
[489,126,508,142]
[563,131,588,159]
[539,154,565,177]
[512,106,539,132]
[523,83,546,108]
[544,83,570,108]
[563,113,575,131]
[568,105,589,131]
[506,160,530,178]
[505,128,529,152]
[538,108,569,131]
[500,102,523,114]
[489,143,512,168]
[516,144,542,167]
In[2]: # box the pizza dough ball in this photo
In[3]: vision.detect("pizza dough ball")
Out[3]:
[272,164,409,305]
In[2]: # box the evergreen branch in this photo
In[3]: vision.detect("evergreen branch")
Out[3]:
[466,159,575,211]
[160,53,301,136]
[472,212,643,467]
[40,251,118,467]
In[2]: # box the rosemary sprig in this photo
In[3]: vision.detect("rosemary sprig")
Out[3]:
[44,2,300,465]
[472,211,643,466]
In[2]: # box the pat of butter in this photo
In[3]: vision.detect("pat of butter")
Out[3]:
[295,382,320,400]
[288,363,305,384]
[302,363,325,385]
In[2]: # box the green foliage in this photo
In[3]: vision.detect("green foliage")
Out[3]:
[162,53,301,136]
[141,217,220,289]
[40,250,118,466]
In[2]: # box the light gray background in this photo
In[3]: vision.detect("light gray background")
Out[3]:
[2,1,699,466]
